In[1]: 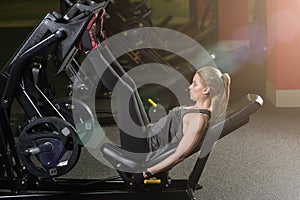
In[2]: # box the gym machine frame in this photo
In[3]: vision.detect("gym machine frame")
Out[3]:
[0,1,263,199]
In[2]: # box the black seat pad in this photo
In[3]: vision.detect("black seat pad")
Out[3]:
[101,94,263,173]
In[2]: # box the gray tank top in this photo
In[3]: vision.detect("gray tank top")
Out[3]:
[146,106,211,152]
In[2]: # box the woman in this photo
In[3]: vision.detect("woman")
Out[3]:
[141,66,231,178]
[109,66,231,183]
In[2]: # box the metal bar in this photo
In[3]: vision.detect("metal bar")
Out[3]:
[0,178,191,199]
[0,109,21,192]
[1,30,66,109]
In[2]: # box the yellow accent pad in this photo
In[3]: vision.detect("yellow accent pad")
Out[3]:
[144,179,161,184]
[148,98,157,107]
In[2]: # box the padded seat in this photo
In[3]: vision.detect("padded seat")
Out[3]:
[101,94,263,174]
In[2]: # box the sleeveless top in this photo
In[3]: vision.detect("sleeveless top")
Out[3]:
[146,106,211,152]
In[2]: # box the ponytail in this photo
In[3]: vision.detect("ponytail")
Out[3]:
[221,73,231,107]
[197,66,231,119]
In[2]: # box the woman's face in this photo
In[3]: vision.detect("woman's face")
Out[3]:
[188,73,209,102]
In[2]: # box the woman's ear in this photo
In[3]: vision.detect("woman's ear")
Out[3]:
[203,87,210,95]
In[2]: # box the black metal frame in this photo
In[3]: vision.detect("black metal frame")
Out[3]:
[0,0,108,195]
[0,1,263,200]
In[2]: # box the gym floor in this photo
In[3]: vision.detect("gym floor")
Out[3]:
[0,1,300,199]
[63,97,300,200]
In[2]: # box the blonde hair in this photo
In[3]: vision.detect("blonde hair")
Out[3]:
[196,66,231,119]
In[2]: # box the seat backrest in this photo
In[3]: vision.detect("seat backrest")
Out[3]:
[101,94,263,178]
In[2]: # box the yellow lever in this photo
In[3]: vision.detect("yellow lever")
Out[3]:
[148,98,157,107]
[144,179,161,184]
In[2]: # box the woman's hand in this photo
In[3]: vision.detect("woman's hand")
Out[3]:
[142,169,153,179]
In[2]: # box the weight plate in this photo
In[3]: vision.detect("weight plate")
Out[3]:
[18,117,79,178]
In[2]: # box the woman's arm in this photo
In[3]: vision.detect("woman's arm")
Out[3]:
[144,113,209,177]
